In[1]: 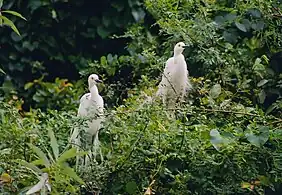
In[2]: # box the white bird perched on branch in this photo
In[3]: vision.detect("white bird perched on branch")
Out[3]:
[156,42,192,110]
[70,74,104,169]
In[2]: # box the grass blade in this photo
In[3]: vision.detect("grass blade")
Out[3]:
[1,15,20,36]
[61,164,84,184]
[2,10,27,20]
[48,129,59,160]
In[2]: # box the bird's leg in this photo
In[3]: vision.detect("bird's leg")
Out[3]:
[92,132,101,162]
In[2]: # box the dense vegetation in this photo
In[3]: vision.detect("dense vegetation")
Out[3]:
[1,0,282,194]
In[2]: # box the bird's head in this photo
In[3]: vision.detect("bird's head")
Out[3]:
[174,42,188,55]
[88,74,102,88]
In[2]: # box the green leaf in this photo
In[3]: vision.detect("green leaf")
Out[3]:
[102,15,111,27]
[19,160,43,175]
[48,129,59,160]
[100,56,107,66]
[0,67,5,75]
[241,182,251,189]
[223,31,238,44]
[210,84,221,99]
[225,13,237,21]
[0,0,3,8]
[235,22,247,32]
[258,90,266,104]
[266,103,278,115]
[24,82,34,90]
[2,10,27,21]
[125,181,137,194]
[131,8,145,22]
[97,25,110,39]
[248,8,261,18]
[28,144,50,168]
[245,126,269,147]
[57,147,78,164]
[257,79,268,87]
[61,164,85,184]
[210,129,224,151]
[1,15,21,36]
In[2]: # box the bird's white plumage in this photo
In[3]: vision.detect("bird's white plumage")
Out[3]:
[70,74,104,169]
[156,42,192,108]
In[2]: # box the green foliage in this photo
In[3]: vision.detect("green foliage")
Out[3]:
[21,133,85,194]
[1,0,282,194]
[0,101,82,193]
[92,79,282,194]
[0,0,147,109]
[143,0,282,116]
[23,76,84,111]
[0,1,26,36]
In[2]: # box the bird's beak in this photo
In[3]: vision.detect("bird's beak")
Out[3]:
[95,79,103,83]
[182,45,189,48]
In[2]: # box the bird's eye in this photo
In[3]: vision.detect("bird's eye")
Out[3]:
[91,77,94,80]
[178,44,181,47]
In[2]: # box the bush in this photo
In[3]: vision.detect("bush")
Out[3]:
[1,0,282,194]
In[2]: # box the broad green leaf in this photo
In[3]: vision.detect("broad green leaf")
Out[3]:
[235,22,247,32]
[210,129,234,151]
[245,126,269,147]
[242,19,251,31]
[57,147,79,164]
[28,144,50,167]
[2,10,27,21]
[125,181,137,194]
[224,13,237,21]
[214,16,225,25]
[61,164,85,184]
[253,21,265,31]
[0,0,3,8]
[248,8,261,18]
[1,15,20,36]
[210,84,221,99]
[223,31,237,43]
[210,129,224,151]
[48,129,59,160]
[257,79,268,87]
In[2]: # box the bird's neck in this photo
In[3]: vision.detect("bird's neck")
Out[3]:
[89,85,99,97]
[173,53,183,64]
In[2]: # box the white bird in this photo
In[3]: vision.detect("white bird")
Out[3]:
[70,74,104,169]
[156,42,192,110]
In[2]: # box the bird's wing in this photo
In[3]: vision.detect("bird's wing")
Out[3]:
[163,57,174,77]
[156,58,174,97]
[78,93,91,116]
[179,58,192,92]
[95,95,104,115]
